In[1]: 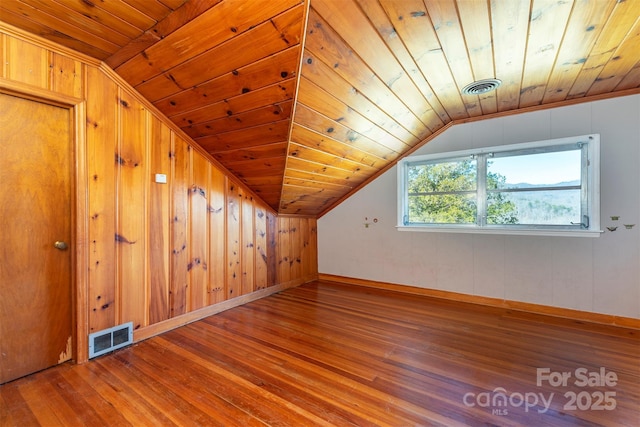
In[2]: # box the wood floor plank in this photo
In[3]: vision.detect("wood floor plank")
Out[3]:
[175,321,454,426]
[1,280,638,426]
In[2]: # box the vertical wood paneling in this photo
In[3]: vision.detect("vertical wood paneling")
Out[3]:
[0,33,4,78]
[6,37,48,88]
[309,219,318,276]
[278,217,291,284]
[117,90,148,330]
[301,218,311,279]
[148,117,171,324]
[242,194,255,295]
[292,218,302,280]
[86,66,117,333]
[0,28,319,354]
[170,136,190,316]
[208,167,226,304]
[189,151,210,310]
[49,53,83,98]
[267,212,278,287]
[255,206,268,290]
[227,180,242,299]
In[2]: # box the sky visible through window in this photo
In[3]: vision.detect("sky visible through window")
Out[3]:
[488,150,581,185]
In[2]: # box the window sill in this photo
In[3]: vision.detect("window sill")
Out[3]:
[396,225,603,238]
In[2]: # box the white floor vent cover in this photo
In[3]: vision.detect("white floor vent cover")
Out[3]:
[89,322,133,359]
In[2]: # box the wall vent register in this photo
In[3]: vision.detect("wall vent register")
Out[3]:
[88,322,133,359]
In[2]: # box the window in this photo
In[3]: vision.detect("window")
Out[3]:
[397,134,601,236]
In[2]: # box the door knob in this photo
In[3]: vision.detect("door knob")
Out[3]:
[54,241,68,250]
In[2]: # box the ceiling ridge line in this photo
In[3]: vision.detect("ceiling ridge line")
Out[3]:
[278,0,313,213]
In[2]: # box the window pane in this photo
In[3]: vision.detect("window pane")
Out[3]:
[409,194,477,224]
[400,135,599,233]
[487,149,581,189]
[407,158,477,224]
[408,159,476,193]
[487,189,581,225]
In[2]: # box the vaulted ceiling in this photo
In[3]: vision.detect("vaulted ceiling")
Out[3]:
[2,0,639,216]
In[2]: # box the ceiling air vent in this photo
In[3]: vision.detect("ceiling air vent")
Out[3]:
[89,322,133,359]
[462,78,502,95]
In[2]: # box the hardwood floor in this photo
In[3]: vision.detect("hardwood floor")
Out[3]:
[2,280,638,426]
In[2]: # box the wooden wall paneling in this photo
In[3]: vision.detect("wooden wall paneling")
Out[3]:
[0,24,322,356]
[86,66,118,333]
[254,205,268,290]
[277,217,290,284]
[117,90,148,330]
[208,167,226,304]
[148,117,172,324]
[301,218,312,279]
[290,218,302,280]
[266,212,278,287]
[227,180,242,299]
[189,150,210,311]
[5,36,48,89]
[73,93,89,363]
[310,218,318,277]
[0,33,4,78]
[170,136,190,317]
[241,194,255,295]
[49,53,83,98]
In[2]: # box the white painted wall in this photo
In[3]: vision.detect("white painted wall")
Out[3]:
[318,94,640,318]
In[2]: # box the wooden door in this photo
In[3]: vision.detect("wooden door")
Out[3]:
[0,93,73,384]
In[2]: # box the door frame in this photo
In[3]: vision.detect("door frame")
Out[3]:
[0,78,90,363]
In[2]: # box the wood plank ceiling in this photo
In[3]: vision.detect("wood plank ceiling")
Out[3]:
[2,0,639,216]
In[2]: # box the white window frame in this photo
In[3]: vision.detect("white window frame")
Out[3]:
[397,134,601,237]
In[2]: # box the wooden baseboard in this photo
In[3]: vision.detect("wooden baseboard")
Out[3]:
[133,276,315,343]
[318,273,640,330]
